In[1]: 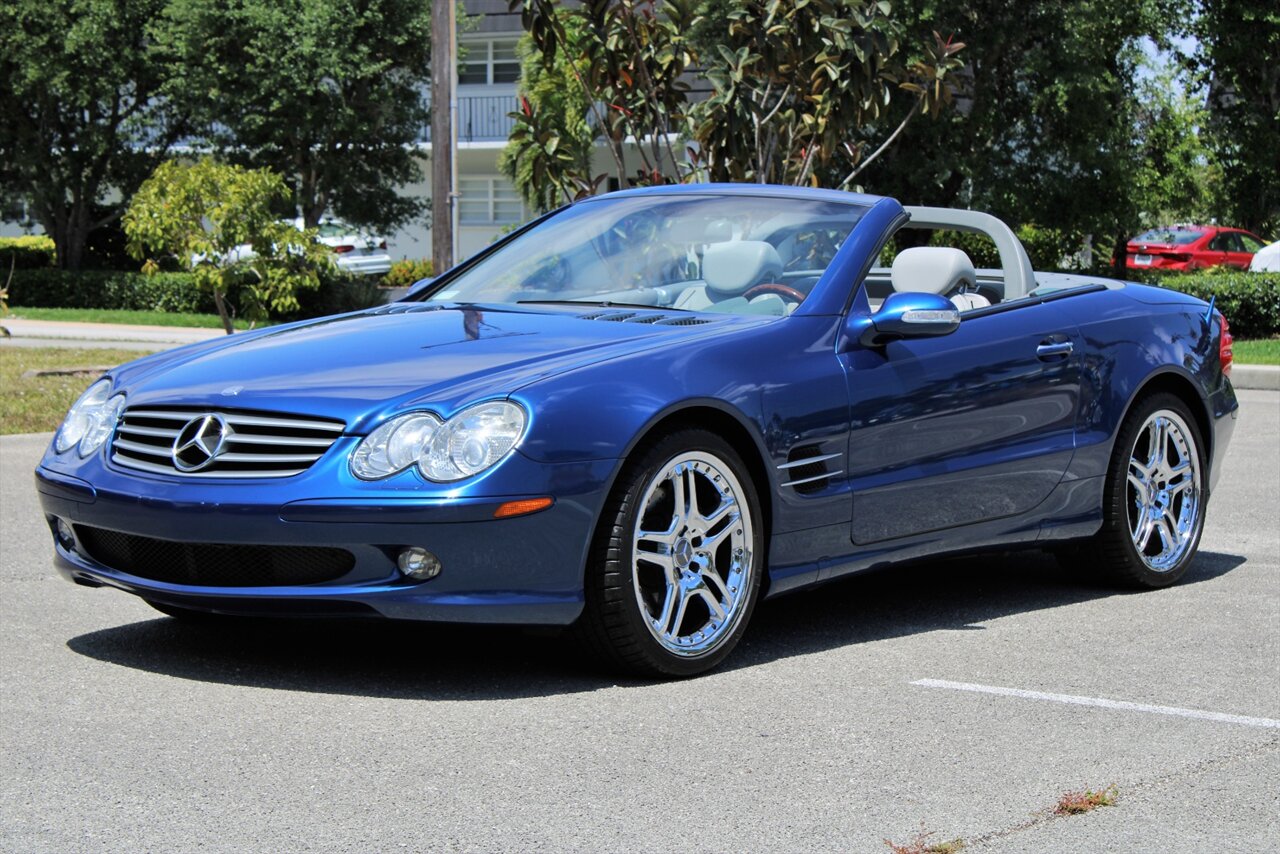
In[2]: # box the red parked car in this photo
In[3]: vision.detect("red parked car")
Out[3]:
[1125,225,1268,271]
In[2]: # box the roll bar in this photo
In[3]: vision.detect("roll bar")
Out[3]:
[903,206,1037,300]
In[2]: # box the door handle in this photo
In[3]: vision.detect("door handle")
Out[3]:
[1036,339,1074,359]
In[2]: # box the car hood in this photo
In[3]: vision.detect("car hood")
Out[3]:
[113,304,755,433]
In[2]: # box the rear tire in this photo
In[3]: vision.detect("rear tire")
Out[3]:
[576,429,764,678]
[1078,393,1207,588]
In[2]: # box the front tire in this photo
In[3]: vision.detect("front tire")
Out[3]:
[1082,393,1207,588]
[577,429,764,677]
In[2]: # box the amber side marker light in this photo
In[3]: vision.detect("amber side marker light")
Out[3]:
[494,497,554,518]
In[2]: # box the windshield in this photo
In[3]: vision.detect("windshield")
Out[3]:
[423,193,869,316]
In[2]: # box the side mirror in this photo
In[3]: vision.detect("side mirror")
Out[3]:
[856,291,960,347]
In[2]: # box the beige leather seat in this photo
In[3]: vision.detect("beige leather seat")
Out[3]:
[889,246,990,311]
[674,241,786,313]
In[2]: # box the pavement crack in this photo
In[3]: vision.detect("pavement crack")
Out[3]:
[961,736,1280,850]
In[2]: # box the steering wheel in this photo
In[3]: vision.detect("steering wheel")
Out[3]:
[742,283,807,304]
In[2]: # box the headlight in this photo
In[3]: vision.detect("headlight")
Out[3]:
[55,379,126,457]
[351,401,527,482]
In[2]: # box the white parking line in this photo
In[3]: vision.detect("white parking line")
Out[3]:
[911,679,1280,729]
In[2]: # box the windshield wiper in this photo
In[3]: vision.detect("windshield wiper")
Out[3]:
[515,299,689,311]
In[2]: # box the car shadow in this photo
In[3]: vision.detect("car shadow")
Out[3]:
[66,549,1245,700]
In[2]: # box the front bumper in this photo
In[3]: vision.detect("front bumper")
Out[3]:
[36,445,617,625]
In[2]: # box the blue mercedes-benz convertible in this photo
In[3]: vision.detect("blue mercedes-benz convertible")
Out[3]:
[36,185,1239,676]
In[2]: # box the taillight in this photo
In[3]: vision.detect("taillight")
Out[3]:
[378,240,387,250]
[1219,314,1233,377]
[1165,252,1191,262]
[332,245,355,254]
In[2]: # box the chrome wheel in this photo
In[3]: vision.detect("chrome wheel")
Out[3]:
[1126,409,1201,572]
[632,451,755,657]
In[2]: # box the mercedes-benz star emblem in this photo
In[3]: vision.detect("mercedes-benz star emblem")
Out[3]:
[172,414,230,472]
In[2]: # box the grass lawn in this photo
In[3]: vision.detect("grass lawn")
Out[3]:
[5,306,266,330]
[1234,338,1280,365]
[1,347,143,435]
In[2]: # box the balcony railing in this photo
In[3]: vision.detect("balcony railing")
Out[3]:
[418,95,520,144]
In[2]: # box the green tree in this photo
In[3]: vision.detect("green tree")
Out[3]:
[688,0,963,187]
[510,0,702,202]
[506,0,960,210]
[162,0,432,232]
[1129,66,1217,229]
[123,159,331,334]
[0,0,186,270]
[1190,0,1280,236]
[499,21,597,210]
[853,0,1186,271]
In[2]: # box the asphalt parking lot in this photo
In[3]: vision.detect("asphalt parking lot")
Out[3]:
[2,389,1276,853]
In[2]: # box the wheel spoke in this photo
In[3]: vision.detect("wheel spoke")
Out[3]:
[1127,472,1149,503]
[700,562,729,600]
[668,586,691,637]
[699,494,737,528]
[703,512,741,551]
[1132,509,1155,550]
[639,551,676,572]
[675,468,696,522]
[653,581,678,635]
[698,588,727,622]
[1146,417,1169,469]
[635,525,676,549]
[1155,517,1176,553]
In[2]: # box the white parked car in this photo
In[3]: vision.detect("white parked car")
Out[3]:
[310,218,393,276]
[219,218,393,277]
[1249,240,1280,272]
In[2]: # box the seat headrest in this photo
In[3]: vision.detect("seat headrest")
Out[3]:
[703,241,783,296]
[891,247,976,296]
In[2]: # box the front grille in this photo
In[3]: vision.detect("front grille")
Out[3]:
[74,525,355,586]
[111,407,345,478]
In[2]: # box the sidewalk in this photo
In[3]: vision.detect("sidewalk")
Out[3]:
[0,318,225,352]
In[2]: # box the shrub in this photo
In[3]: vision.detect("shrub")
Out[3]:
[6,266,387,321]
[926,226,1085,272]
[287,269,389,319]
[0,236,56,270]
[6,269,218,313]
[883,226,1087,272]
[381,258,433,289]
[1144,271,1279,338]
[124,158,330,331]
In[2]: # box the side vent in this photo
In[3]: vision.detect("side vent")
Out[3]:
[656,317,714,327]
[777,445,843,494]
[575,311,718,327]
[577,311,638,322]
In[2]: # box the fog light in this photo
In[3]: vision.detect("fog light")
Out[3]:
[397,547,441,580]
[55,518,76,551]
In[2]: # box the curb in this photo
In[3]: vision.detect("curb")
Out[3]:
[1232,364,1280,391]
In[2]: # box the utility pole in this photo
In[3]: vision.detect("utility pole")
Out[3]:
[430,0,456,273]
